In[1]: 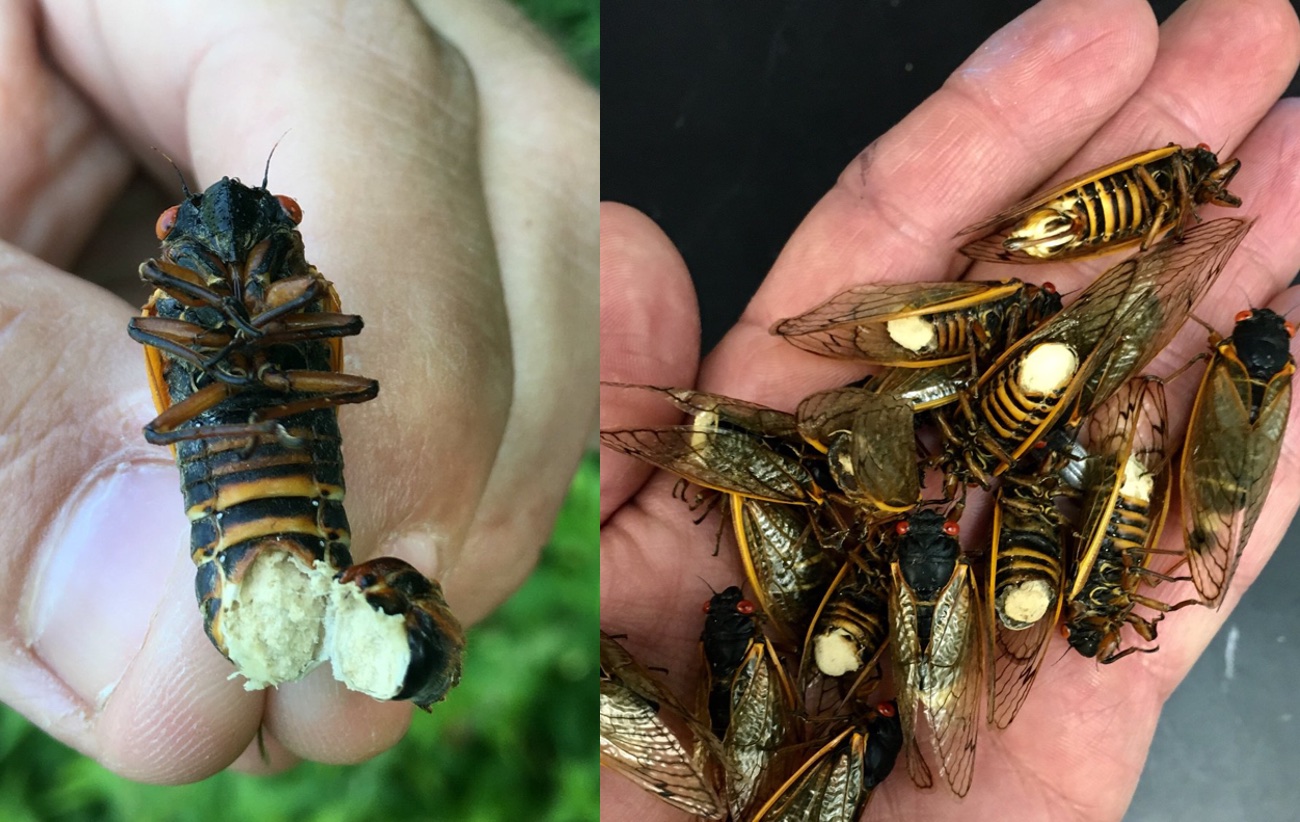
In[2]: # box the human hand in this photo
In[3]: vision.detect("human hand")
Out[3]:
[0,0,595,782]
[600,0,1300,818]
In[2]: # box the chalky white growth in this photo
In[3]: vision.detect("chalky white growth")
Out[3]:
[886,316,936,352]
[690,410,720,452]
[997,578,1053,630]
[325,582,410,700]
[221,551,332,688]
[1119,454,1155,502]
[1018,342,1078,394]
[813,627,862,677]
[220,551,412,700]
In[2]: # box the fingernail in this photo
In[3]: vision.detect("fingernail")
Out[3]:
[25,461,190,707]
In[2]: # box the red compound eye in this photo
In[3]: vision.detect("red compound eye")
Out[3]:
[1286,321,1296,338]
[1197,142,1212,152]
[737,600,756,615]
[1235,309,1253,323]
[702,600,712,614]
[276,194,303,224]
[1043,281,1057,294]
[943,521,960,537]
[1034,440,1047,450]
[1059,624,1071,640]
[876,702,896,717]
[155,205,179,240]
[894,520,910,536]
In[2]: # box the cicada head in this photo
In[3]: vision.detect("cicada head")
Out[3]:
[156,177,306,294]
[1231,308,1294,382]
[1188,145,1241,208]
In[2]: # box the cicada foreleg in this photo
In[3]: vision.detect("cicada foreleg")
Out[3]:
[128,317,254,387]
[246,370,380,420]
[140,260,259,337]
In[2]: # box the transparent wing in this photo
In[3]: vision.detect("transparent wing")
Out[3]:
[1182,362,1292,606]
[849,393,921,512]
[921,561,982,797]
[600,680,726,819]
[734,498,836,641]
[600,427,817,503]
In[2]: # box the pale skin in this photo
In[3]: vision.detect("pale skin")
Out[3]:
[601,0,1300,819]
[0,0,595,782]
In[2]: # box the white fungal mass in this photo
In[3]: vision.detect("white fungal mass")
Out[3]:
[886,316,937,352]
[813,628,862,677]
[1018,342,1078,394]
[1119,454,1155,502]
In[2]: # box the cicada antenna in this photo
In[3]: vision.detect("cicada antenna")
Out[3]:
[262,130,292,189]
[153,148,192,198]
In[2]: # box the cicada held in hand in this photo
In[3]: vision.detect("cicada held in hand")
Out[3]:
[129,174,462,706]
[600,632,727,820]
[1065,377,1190,663]
[750,702,903,822]
[940,217,1249,486]
[772,278,1060,369]
[699,589,797,821]
[958,143,1241,263]
[986,452,1067,729]
[1181,308,1296,608]
[888,510,981,797]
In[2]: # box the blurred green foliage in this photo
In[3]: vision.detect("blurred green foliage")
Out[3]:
[0,3,597,821]
[0,455,597,822]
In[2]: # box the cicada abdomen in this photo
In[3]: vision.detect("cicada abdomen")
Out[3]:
[959,144,1241,263]
[986,457,1066,728]
[1182,308,1296,608]
[130,174,461,705]
[702,586,760,739]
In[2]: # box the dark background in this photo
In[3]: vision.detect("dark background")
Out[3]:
[602,2,1300,819]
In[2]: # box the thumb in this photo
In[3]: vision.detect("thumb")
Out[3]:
[0,243,260,781]
[599,202,701,522]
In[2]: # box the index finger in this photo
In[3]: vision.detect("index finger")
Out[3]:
[700,0,1160,405]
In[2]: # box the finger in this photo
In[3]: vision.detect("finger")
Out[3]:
[227,727,300,775]
[0,1,132,266]
[412,0,599,619]
[598,203,702,522]
[263,670,412,765]
[966,0,1300,293]
[701,0,1160,404]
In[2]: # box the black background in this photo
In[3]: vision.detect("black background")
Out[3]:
[602,2,1300,819]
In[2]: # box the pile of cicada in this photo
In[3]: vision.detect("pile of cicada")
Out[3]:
[600,144,1297,820]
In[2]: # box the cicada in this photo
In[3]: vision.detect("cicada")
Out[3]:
[939,217,1250,486]
[986,454,1067,728]
[600,389,823,505]
[888,509,982,797]
[128,174,462,705]
[701,594,798,820]
[803,552,891,684]
[732,497,837,643]
[749,702,904,822]
[772,279,1060,368]
[1064,377,1188,662]
[600,632,726,820]
[796,387,920,516]
[958,143,1241,263]
[1181,308,1296,608]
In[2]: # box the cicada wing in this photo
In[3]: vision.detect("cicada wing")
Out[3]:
[773,281,1020,365]
[724,639,797,820]
[599,427,816,504]
[734,498,836,642]
[751,727,870,822]
[600,680,726,820]
[849,393,921,513]
[796,386,874,451]
[1182,362,1292,606]
[921,560,982,797]
[873,361,965,411]
[888,562,936,792]
[1081,217,1251,410]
